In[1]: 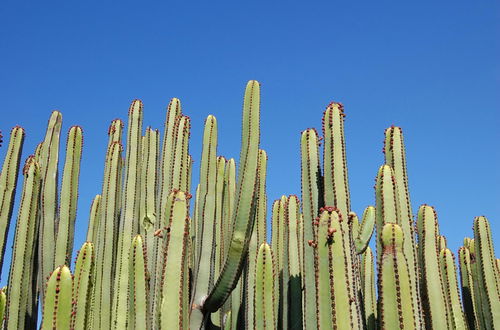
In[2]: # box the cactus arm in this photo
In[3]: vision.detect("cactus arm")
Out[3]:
[71,242,95,330]
[354,206,375,254]
[190,115,218,327]
[378,223,416,329]
[0,126,24,274]
[286,195,303,329]
[473,216,500,329]
[440,248,467,329]
[129,235,149,329]
[315,209,333,329]
[254,243,276,329]
[159,191,190,329]
[201,80,260,313]
[300,128,320,330]
[85,194,101,243]
[384,126,422,328]
[41,266,72,330]
[5,156,41,330]
[112,100,143,329]
[38,111,62,296]
[245,150,267,328]
[416,205,449,328]
[458,246,478,329]
[360,246,376,330]
[92,141,123,329]
[55,125,83,267]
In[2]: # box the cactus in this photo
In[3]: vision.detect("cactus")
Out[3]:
[41,265,72,330]
[5,156,41,330]
[71,242,95,330]
[0,126,24,274]
[254,243,276,329]
[378,223,416,329]
[0,80,498,330]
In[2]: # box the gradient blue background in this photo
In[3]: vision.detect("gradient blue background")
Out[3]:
[1,1,498,286]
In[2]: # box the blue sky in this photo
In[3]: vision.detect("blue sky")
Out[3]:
[0,1,498,283]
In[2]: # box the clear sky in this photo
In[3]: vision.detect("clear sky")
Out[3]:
[0,1,498,284]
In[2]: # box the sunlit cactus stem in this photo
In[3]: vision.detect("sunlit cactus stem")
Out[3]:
[416,205,449,328]
[254,243,276,329]
[41,266,72,330]
[54,125,83,267]
[300,128,320,330]
[112,99,143,329]
[378,223,416,329]
[472,216,500,329]
[71,242,95,330]
[439,248,467,329]
[5,156,41,330]
[0,126,25,274]
[199,80,261,317]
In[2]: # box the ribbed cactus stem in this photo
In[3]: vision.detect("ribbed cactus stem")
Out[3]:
[378,223,416,329]
[300,128,320,329]
[71,242,95,330]
[113,99,143,329]
[286,195,303,329]
[315,208,358,329]
[5,156,40,329]
[139,128,159,257]
[190,114,218,326]
[85,194,101,243]
[416,205,449,328]
[55,125,83,267]
[0,126,24,274]
[439,248,467,329]
[458,246,477,329]
[361,246,376,329]
[38,111,62,298]
[201,80,261,314]
[254,243,276,329]
[159,191,190,329]
[41,266,72,330]
[92,141,123,330]
[354,206,375,254]
[245,150,267,329]
[129,235,149,329]
[383,126,422,328]
[472,216,500,329]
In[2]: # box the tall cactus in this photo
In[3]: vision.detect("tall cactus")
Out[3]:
[472,216,500,329]
[378,223,416,329]
[41,265,72,330]
[0,126,24,274]
[254,243,276,329]
[416,205,449,328]
[112,99,143,329]
[5,156,41,330]
[200,80,261,314]
[383,126,422,328]
[300,128,320,329]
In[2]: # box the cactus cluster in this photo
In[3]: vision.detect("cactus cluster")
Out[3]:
[0,80,498,329]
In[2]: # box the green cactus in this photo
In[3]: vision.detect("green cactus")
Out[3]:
[0,80,498,330]
[159,191,190,330]
[378,223,416,329]
[41,265,72,330]
[472,216,500,329]
[416,205,449,328]
[254,243,276,329]
[71,242,95,330]
[0,126,25,273]
[439,248,467,329]
[200,80,261,314]
[5,156,41,330]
